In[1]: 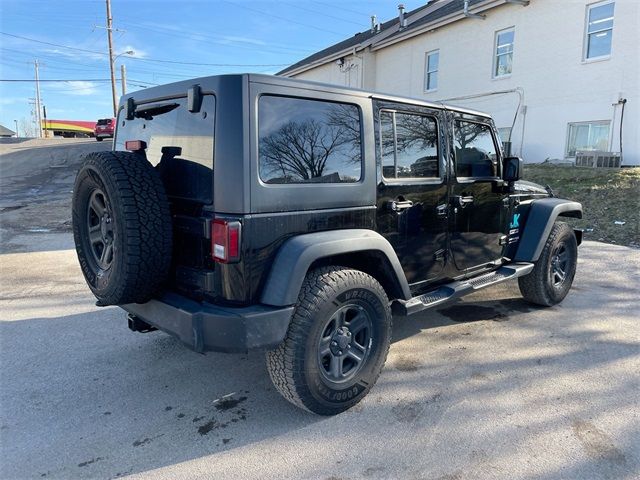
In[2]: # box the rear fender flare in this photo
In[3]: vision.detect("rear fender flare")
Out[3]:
[260,229,412,306]
[514,198,583,262]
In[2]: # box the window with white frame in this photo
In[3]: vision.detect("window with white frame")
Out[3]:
[566,121,610,157]
[424,50,439,91]
[584,1,615,60]
[494,27,514,77]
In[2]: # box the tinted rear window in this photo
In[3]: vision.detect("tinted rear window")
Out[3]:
[258,95,362,184]
[97,119,112,125]
[115,95,215,203]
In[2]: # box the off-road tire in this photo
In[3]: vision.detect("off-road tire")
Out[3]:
[518,222,577,306]
[72,151,172,305]
[266,266,392,415]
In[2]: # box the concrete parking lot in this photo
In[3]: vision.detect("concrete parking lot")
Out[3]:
[1,140,639,479]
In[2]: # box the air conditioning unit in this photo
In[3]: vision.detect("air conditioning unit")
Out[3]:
[575,151,621,168]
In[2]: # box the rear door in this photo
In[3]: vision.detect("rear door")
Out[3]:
[449,114,509,272]
[374,100,449,288]
[114,94,217,295]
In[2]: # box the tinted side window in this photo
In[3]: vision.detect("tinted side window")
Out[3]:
[380,110,439,179]
[258,96,362,184]
[454,121,498,178]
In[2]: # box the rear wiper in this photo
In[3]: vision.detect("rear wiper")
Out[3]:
[134,102,179,120]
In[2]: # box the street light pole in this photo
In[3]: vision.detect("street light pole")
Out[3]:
[106,0,117,117]
[14,119,18,138]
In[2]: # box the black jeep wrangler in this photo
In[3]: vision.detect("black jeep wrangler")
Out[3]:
[72,74,582,415]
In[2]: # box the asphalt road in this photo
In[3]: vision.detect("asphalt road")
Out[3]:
[1,140,639,479]
[0,138,111,254]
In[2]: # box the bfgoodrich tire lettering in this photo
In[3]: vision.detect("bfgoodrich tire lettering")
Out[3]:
[518,221,577,306]
[72,151,172,305]
[266,266,392,415]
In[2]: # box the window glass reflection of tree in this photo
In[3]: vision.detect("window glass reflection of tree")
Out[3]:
[258,96,362,184]
[380,111,439,179]
[454,121,498,178]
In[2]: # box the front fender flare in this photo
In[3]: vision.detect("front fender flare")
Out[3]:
[514,198,582,262]
[260,229,412,306]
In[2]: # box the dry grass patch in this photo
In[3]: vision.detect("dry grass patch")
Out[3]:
[523,165,639,248]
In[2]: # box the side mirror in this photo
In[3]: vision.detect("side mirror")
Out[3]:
[503,156,523,182]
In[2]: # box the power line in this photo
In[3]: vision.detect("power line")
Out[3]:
[117,20,318,56]
[0,32,108,57]
[131,57,290,67]
[0,31,291,67]
[281,1,366,27]
[219,0,347,37]
[1,78,117,82]
[311,1,372,17]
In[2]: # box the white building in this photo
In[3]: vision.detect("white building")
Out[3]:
[278,0,639,166]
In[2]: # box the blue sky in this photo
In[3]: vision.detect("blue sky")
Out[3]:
[0,0,407,133]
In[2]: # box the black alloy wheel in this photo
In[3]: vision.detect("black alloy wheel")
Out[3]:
[550,243,569,288]
[317,303,373,385]
[86,189,115,270]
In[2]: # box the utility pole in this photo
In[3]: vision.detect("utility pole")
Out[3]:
[28,98,38,137]
[106,0,117,117]
[120,64,127,96]
[34,60,43,138]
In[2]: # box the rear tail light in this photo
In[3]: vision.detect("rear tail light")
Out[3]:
[212,219,241,263]
[125,140,147,151]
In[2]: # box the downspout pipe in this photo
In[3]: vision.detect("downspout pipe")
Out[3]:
[464,0,486,19]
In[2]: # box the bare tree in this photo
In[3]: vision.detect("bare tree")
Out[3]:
[454,121,484,149]
[395,113,438,153]
[379,111,438,164]
[19,117,35,138]
[260,105,361,183]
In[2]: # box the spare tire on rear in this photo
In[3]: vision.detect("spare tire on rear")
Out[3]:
[72,151,172,305]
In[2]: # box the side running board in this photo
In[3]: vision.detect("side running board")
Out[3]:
[394,263,534,316]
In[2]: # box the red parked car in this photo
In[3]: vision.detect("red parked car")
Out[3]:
[94,118,115,141]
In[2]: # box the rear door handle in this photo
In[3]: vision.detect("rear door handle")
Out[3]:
[454,196,474,208]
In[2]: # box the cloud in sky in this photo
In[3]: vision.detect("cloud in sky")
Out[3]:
[48,81,100,96]
[0,97,28,106]
[43,48,105,62]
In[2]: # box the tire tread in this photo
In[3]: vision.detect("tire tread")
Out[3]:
[266,266,391,415]
[518,221,576,307]
[72,151,172,305]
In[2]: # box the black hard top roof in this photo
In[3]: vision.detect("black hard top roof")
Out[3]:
[121,73,490,118]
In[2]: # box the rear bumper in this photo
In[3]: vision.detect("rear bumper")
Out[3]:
[95,132,113,138]
[122,292,294,353]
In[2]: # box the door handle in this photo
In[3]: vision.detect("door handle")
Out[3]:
[454,196,474,208]
[387,200,414,212]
